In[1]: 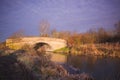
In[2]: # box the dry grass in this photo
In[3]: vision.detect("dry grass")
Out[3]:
[69,43,120,58]
[0,47,94,80]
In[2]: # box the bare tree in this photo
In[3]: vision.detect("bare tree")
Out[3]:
[39,20,50,37]
[115,21,120,36]
[51,29,58,38]
[9,30,25,42]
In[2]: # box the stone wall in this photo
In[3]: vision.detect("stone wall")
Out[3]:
[6,37,67,51]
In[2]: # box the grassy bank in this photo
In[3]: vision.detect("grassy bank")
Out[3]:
[0,48,94,80]
[53,47,69,53]
[54,43,120,58]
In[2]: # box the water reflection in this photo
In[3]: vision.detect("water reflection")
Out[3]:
[50,53,67,63]
[67,55,120,80]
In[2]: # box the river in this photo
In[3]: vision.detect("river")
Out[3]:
[50,53,120,80]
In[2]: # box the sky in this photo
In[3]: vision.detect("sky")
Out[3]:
[0,0,120,41]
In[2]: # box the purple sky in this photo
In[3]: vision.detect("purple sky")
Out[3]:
[0,0,120,41]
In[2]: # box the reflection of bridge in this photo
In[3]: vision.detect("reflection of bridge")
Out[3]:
[6,37,67,51]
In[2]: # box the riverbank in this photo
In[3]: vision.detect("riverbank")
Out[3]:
[54,43,120,58]
[0,49,94,80]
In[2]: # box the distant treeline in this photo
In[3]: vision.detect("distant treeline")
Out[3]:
[49,21,120,45]
[1,21,120,46]
[50,21,120,57]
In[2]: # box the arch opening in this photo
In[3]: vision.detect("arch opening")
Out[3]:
[34,42,51,52]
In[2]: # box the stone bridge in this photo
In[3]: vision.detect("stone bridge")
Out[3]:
[6,37,67,51]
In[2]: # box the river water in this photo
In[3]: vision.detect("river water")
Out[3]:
[67,55,120,80]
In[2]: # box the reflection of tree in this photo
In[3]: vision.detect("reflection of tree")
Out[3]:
[67,55,82,68]
[86,56,97,72]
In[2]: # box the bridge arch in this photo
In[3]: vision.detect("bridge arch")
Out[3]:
[33,42,51,52]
